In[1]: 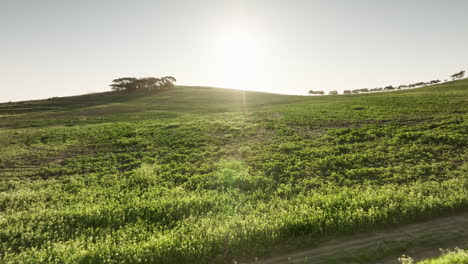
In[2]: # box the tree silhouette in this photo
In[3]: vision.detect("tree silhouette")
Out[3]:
[109,76,177,92]
[160,76,177,89]
[110,77,138,92]
[308,90,325,95]
[139,77,162,91]
[451,71,465,80]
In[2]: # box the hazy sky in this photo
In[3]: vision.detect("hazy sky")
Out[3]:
[1,0,467,102]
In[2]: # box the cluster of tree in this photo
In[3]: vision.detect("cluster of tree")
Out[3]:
[356,88,371,93]
[346,81,438,94]
[308,90,338,95]
[451,70,465,80]
[308,70,465,96]
[407,82,426,88]
[110,76,177,92]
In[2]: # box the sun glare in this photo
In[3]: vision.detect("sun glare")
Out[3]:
[212,25,267,91]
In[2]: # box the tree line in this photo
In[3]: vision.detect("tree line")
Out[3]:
[308,70,465,95]
[110,76,177,92]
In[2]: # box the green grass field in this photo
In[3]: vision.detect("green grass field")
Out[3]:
[1,80,467,263]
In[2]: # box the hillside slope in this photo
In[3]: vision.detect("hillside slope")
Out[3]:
[1,80,467,263]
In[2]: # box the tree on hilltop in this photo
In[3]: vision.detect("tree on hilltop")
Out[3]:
[110,77,139,92]
[308,90,325,95]
[139,77,162,91]
[451,71,465,80]
[160,76,177,89]
[109,76,177,92]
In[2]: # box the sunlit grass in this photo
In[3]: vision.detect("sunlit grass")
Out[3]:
[401,248,468,264]
[0,79,467,263]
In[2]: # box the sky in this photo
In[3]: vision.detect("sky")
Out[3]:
[1,0,468,102]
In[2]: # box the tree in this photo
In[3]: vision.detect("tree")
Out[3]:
[160,76,177,89]
[328,90,338,95]
[409,82,425,88]
[308,90,325,95]
[451,71,465,80]
[110,77,138,92]
[139,77,162,91]
[343,90,352,94]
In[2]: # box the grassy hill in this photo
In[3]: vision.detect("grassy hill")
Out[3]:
[1,80,467,263]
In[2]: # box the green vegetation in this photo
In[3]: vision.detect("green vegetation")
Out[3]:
[399,249,468,264]
[1,79,467,263]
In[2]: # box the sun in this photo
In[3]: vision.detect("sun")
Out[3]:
[212,25,266,90]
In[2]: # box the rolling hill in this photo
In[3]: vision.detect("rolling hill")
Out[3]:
[1,80,467,263]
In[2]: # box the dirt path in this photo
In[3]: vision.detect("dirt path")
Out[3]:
[244,211,468,264]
